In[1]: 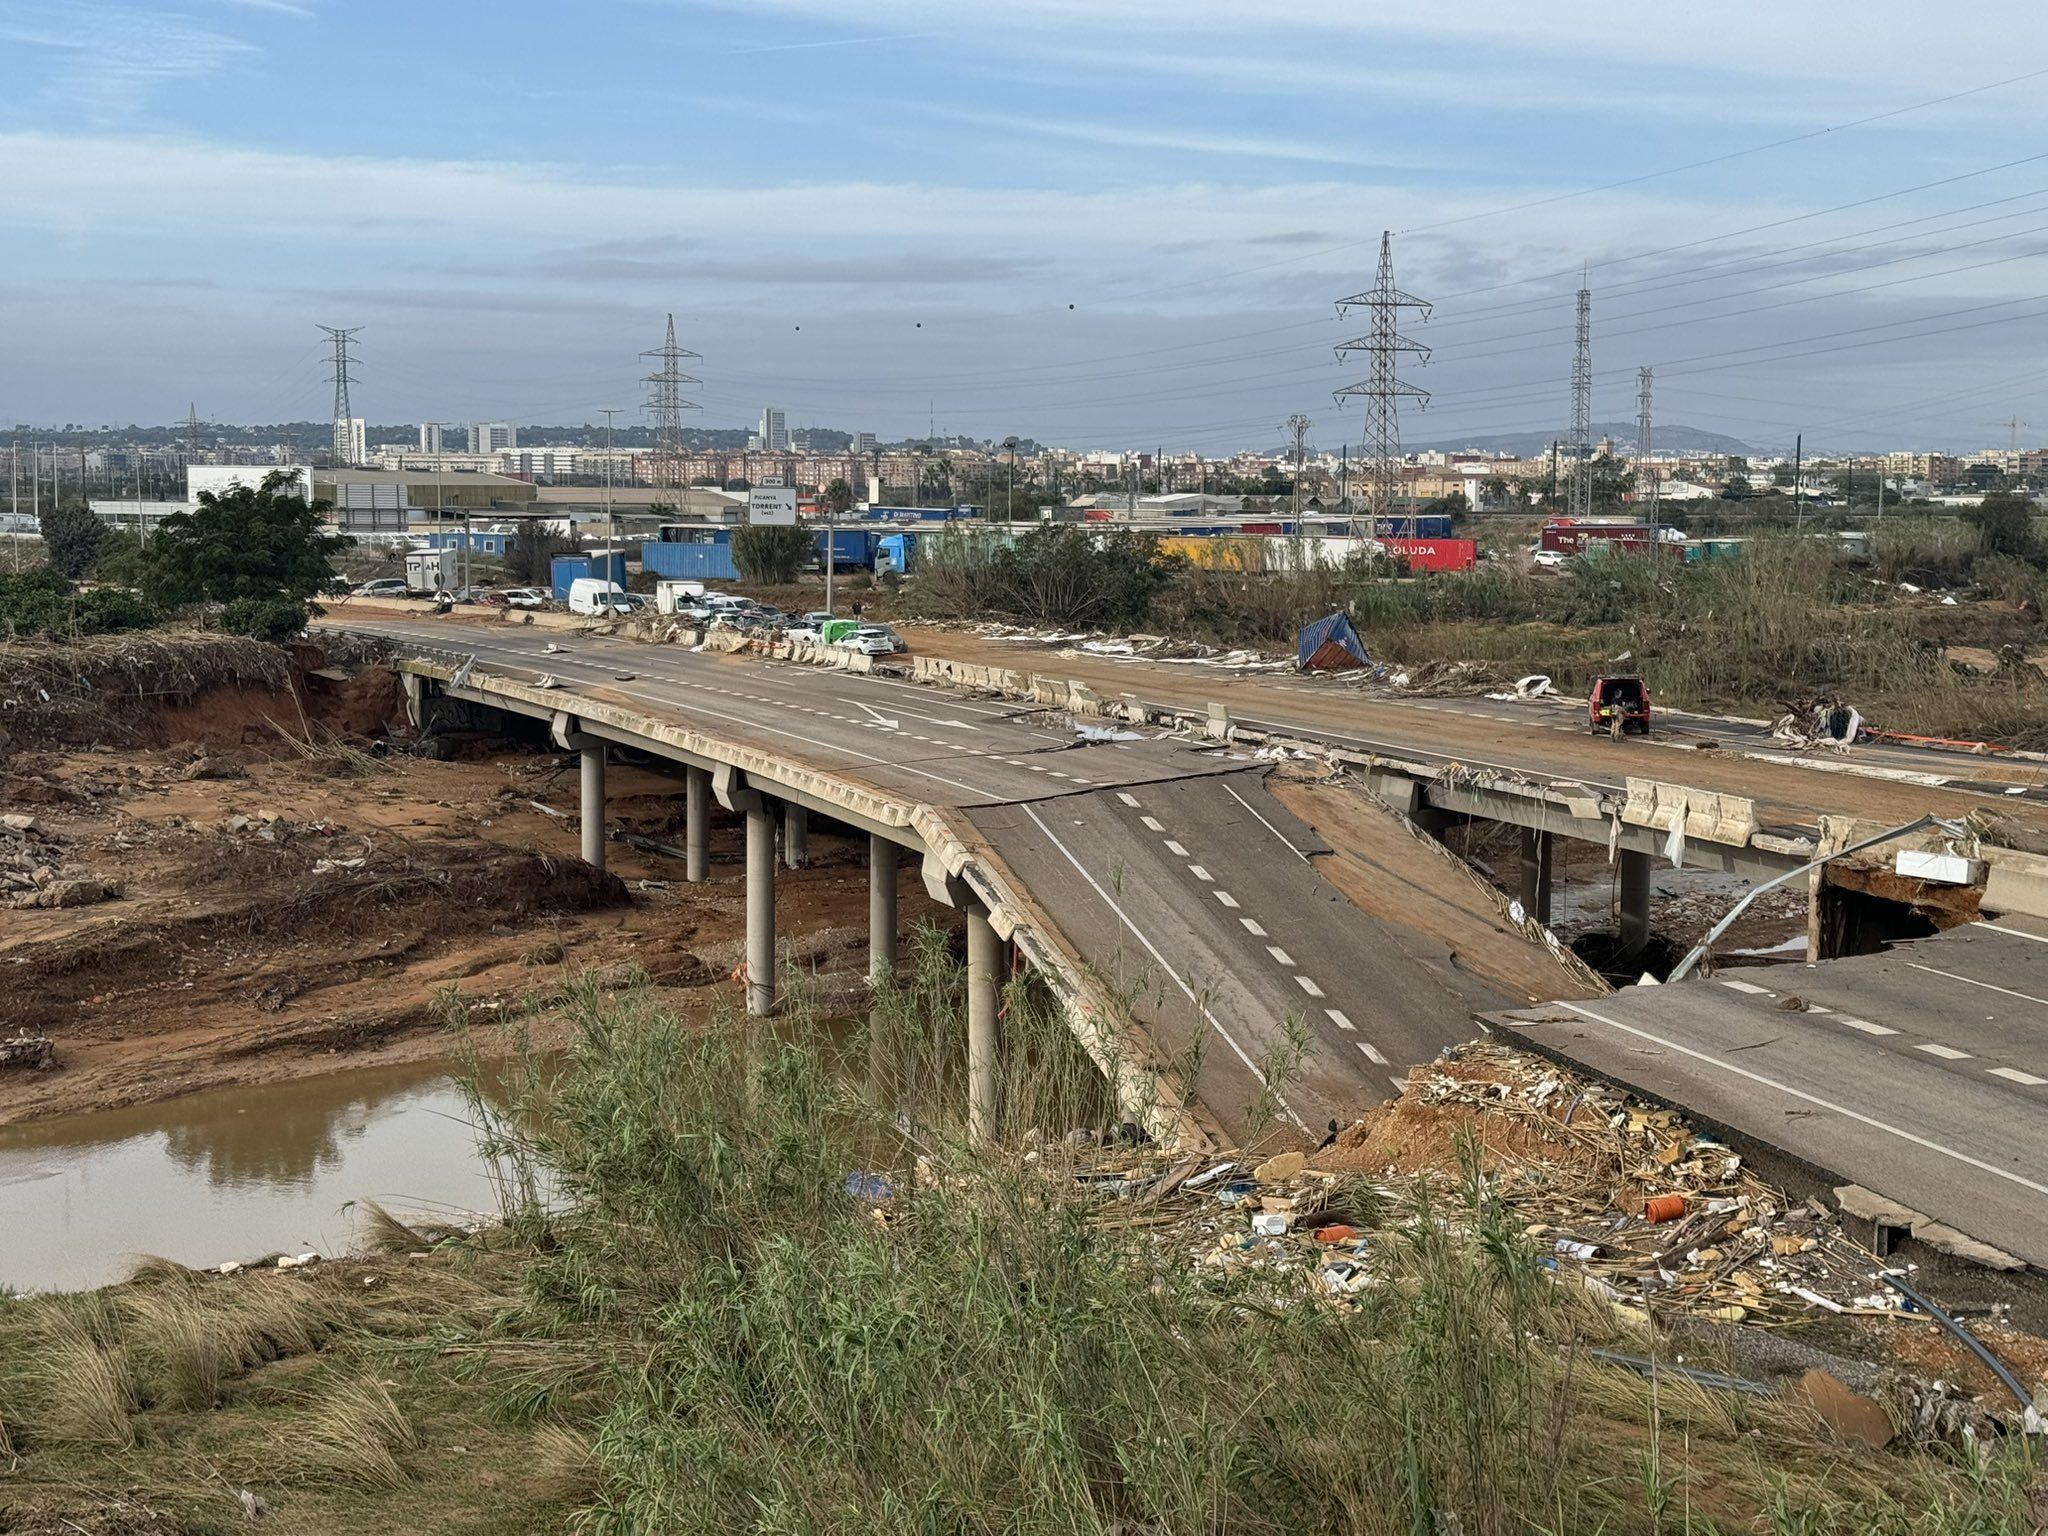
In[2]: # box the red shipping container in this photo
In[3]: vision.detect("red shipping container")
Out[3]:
[1382,536,1477,572]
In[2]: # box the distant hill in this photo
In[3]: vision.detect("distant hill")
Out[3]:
[1408,423,1752,458]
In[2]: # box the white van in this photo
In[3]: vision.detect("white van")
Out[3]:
[568,578,643,616]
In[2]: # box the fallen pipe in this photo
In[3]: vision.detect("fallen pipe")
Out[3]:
[1879,1272,2039,1427]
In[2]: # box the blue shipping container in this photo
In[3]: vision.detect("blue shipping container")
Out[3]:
[424,531,510,556]
[640,541,739,581]
[550,551,629,599]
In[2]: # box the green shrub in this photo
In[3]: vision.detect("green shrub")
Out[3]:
[0,570,157,638]
[221,595,312,642]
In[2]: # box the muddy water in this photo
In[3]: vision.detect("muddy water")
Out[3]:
[0,1059,506,1293]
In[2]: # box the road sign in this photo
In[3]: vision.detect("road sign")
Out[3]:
[748,485,797,525]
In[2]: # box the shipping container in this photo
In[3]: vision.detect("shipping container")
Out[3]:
[1539,519,1652,555]
[421,530,512,556]
[1376,514,1454,539]
[1381,536,1478,573]
[551,550,630,599]
[639,542,739,582]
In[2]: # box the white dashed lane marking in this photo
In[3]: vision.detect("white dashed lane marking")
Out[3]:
[1214,891,1239,909]
[1720,979,1772,995]
[1990,1066,2048,1086]
[1266,946,1295,966]
[1240,917,1267,937]
[1140,816,1164,832]
[1917,1043,1972,1060]
[1294,976,1324,998]
[1187,865,1212,882]
[1326,1009,1355,1032]
[1838,1017,1898,1036]
[1116,792,1139,807]
[1357,1041,1389,1065]
[1163,840,1188,857]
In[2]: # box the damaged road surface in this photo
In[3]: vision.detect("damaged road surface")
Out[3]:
[967,772,1544,1136]
[1488,917,2048,1271]
[327,615,1597,1144]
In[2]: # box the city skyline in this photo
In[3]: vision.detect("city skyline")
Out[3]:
[2,3,2047,452]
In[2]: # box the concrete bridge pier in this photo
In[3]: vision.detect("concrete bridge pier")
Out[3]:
[782,803,809,869]
[579,745,607,871]
[746,800,777,1016]
[1519,827,1554,926]
[868,835,899,1096]
[1618,847,1652,956]
[966,901,1001,1146]
[684,766,710,883]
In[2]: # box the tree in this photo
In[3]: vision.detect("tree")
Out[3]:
[1722,475,1753,501]
[1963,491,2036,559]
[988,526,1174,628]
[1770,464,1797,489]
[506,521,573,586]
[144,469,344,635]
[731,524,812,585]
[40,499,104,579]
[823,477,855,520]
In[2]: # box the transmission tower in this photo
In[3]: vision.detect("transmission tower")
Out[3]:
[318,325,361,466]
[640,313,701,491]
[1634,366,1658,540]
[1284,412,1311,538]
[180,402,209,463]
[1566,283,1592,519]
[1334,231,1430,539]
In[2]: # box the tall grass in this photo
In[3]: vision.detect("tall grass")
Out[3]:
[442,955,2037,1535]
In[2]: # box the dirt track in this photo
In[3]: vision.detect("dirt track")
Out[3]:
[0,661,935,1125]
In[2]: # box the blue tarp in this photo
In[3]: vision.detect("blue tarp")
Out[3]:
[1295,612,1370,672]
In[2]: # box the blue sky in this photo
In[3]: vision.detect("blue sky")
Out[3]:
[4,0,2048,452]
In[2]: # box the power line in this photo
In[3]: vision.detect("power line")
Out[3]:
[1333,232,1430,537]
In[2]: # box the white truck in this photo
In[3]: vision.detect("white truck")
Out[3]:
[404,548,457,593]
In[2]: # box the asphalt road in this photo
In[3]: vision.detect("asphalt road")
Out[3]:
[326,615,1517,1136]
[968,773,1505,1135]
[910,631,2048,836]
[1488,919,2048,1268]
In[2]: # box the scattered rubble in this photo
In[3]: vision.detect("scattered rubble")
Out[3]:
[1045,1042,2048,1439]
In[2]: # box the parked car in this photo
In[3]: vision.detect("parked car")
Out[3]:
[499,587,550,609]
[1531,549,1569,570]
[567,578,643,616]
[855,623,906,653]
[838,624,906,657]
[351,577,410,598]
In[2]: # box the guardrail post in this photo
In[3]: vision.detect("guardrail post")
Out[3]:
[746,800,776,1016]
[1618,847,1651,955]
[967,901,1000,1146]
[1519,827,1554,926]
[579,745,606,870]
[868,834,899,1097]
[685,766,710,883]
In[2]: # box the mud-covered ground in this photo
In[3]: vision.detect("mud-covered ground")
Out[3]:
[0,659,939,1125]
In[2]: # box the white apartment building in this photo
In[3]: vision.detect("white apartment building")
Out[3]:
[471,421,517,454]
[759,407,788,452]
[418,422,445,455]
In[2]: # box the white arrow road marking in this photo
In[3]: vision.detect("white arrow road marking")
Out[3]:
[846,701,900,729]
[838,697,977,730]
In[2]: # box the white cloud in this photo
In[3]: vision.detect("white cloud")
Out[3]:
[0,3,257,121]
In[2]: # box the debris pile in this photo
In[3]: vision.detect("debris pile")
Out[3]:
[0,812,117,910]
[1770,696,1862,752]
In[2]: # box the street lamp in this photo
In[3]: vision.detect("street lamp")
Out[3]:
[1003,437,1018,525]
